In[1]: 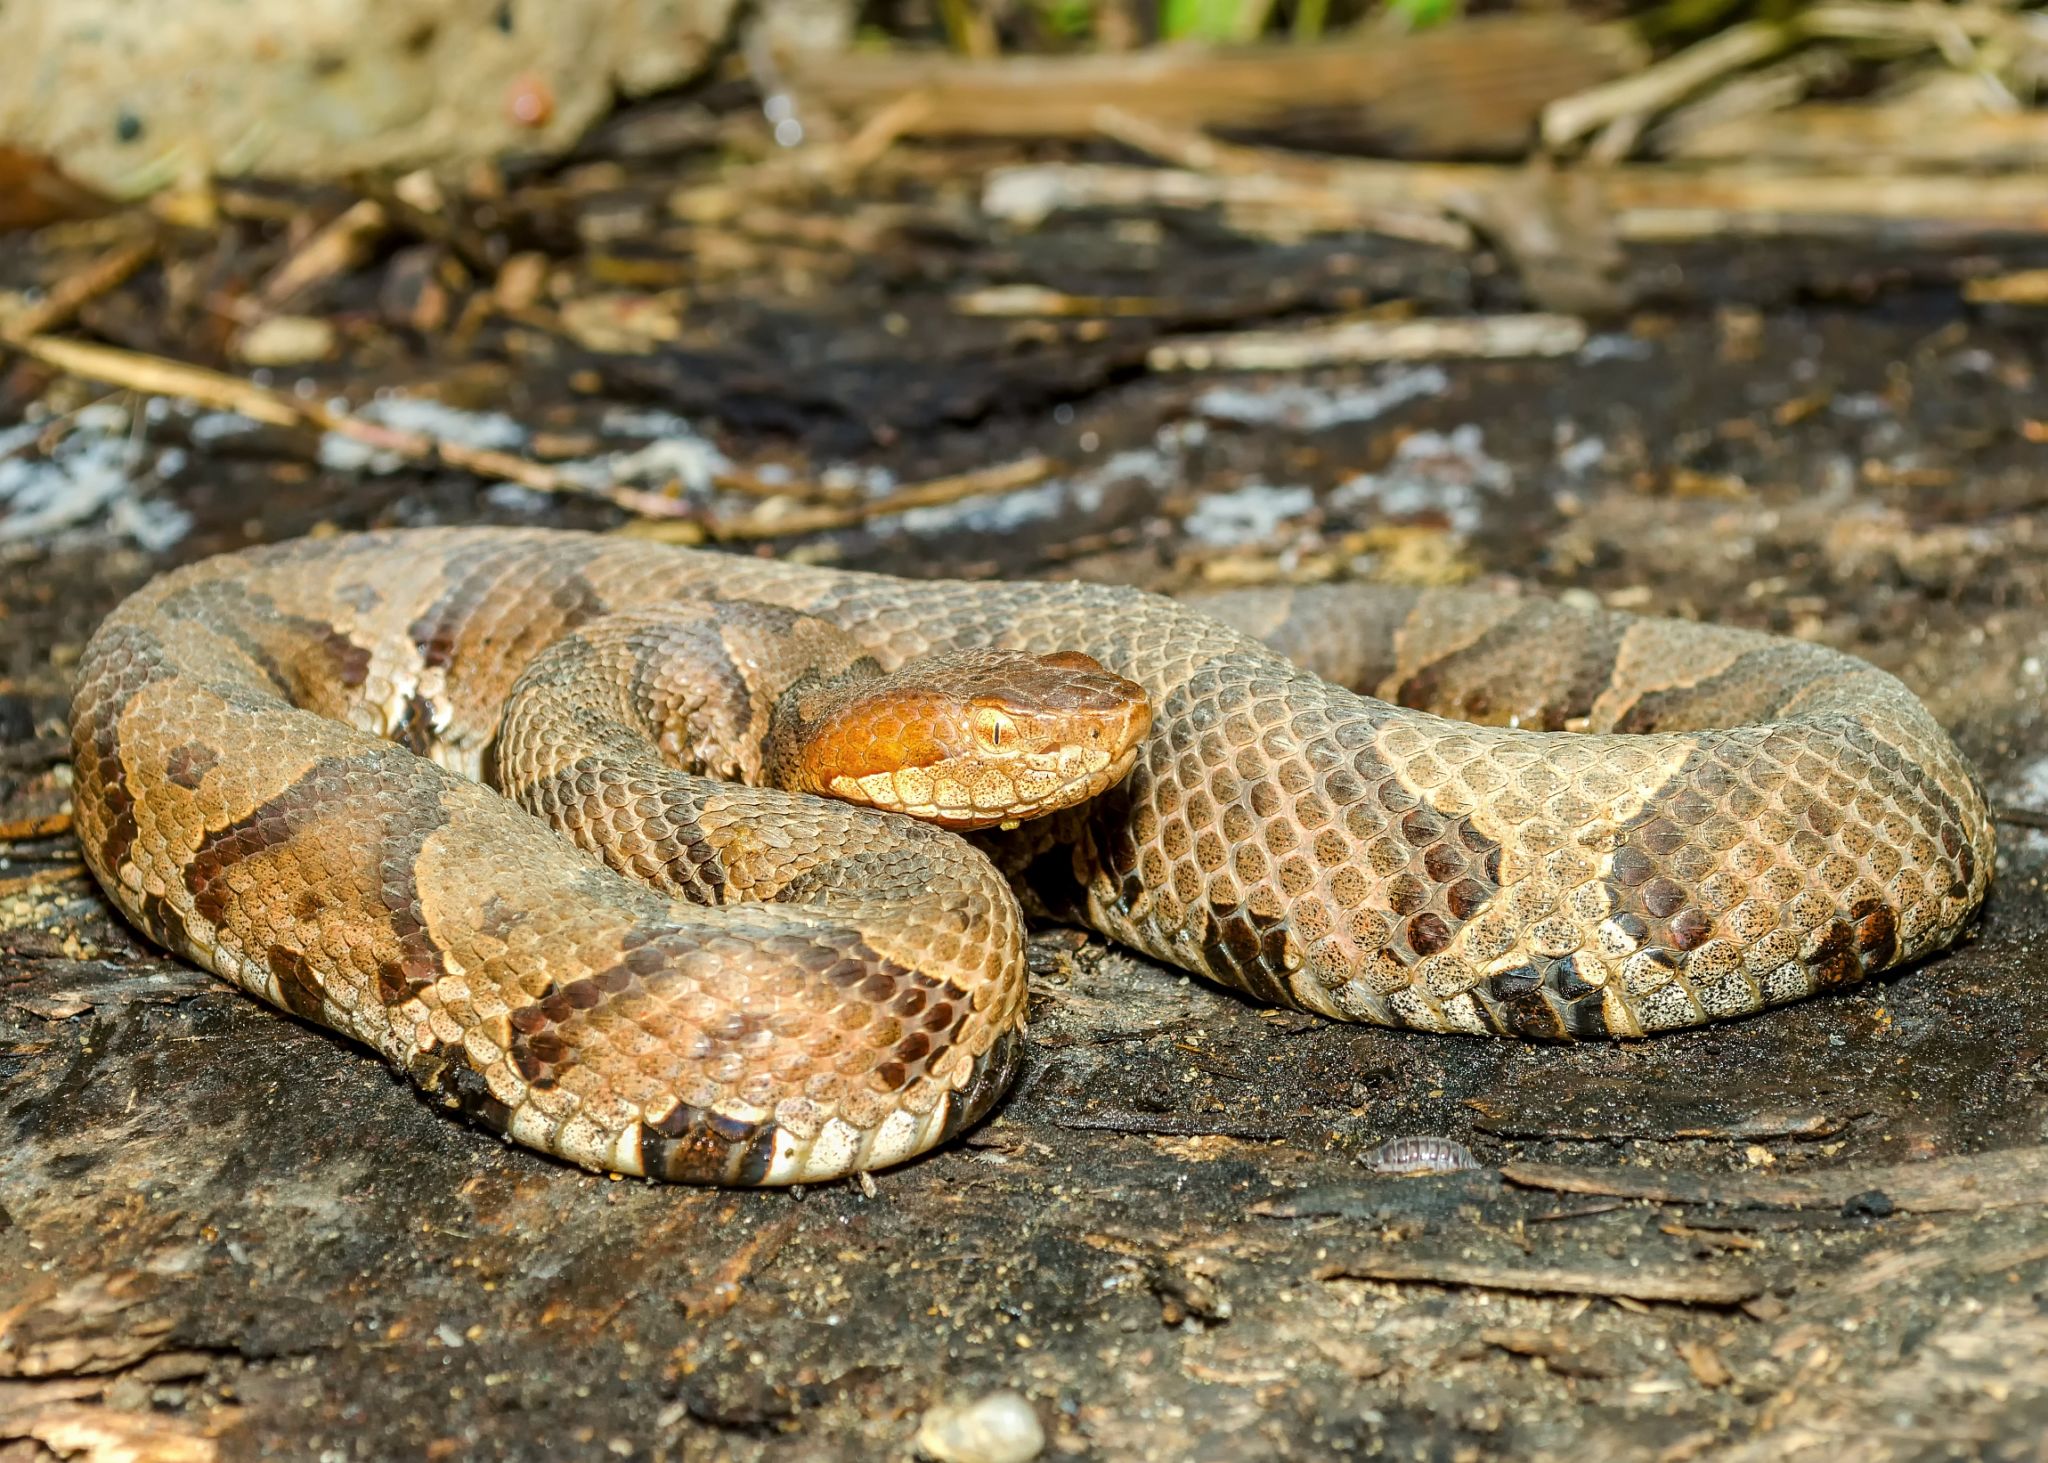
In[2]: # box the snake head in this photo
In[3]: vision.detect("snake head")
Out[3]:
[781,648,1152,830]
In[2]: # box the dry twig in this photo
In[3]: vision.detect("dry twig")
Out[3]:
[1149,314,1587,373]
[673,1213,801,1319]
[1665,98,2048,167]
[1503,1145,2048,1213]
[988,154,2048,247]
[1543,20,1790,151]
[679,454,1059,542]
[5,334,689,518]
[1090,106,1474,249]
[256,200,389,309]
[1544,0,2048,159]
[3,236,156,340]
[1315,1254,1762,1305]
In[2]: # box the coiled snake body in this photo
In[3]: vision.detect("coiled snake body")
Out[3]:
[71,528,1993,1184]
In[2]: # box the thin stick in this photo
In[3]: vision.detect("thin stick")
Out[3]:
[1545,0,2045,155]
[986,158,2048,244]
[708,467,861,504]
[1090,106,1476,250]
[1047,1110,1290,1141]
[1663,97,2048,167]
[11,334,301,427]
[256,200,388,309]
[838,90,937,174]
[1315,1254,1761,1305]
[1800,0,2039,48]
[0,809,72,841]
[1650,48,1848,158]
[703,454,1059,541]
[1542,19,1789,151]
[1094,104,1226,171]
[0,862,87,899]
[7,334,690,519]
[674,1213,801,1318]
[952,283,1170,317]
[1149,314,1587,373]
[4,237,156,341]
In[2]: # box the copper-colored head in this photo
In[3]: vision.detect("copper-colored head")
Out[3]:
[785,649,1152,830]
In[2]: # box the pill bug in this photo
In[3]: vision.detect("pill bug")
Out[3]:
[1361,1135,1484,1175]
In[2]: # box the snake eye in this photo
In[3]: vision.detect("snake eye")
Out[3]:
[971,706,1016,754]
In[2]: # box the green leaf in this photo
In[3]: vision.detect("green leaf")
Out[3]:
[1161,0,1250,40]
[1386,0,1463,30]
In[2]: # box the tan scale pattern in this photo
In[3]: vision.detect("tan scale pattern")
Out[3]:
[71,530,1995,1183]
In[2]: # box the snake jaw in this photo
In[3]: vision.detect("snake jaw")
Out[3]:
[825,734,1136,830]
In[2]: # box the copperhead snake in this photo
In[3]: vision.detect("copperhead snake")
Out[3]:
[70,527,1994,1184]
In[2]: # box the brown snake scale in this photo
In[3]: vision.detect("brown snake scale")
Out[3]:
[71,527,1994,1184]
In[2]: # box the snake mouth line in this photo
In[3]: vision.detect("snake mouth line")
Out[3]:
[829,738,1147,830]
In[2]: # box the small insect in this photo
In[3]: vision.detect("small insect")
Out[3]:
[1361,1135,1484,1176]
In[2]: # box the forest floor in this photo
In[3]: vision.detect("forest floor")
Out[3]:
[3,95,2048,1462]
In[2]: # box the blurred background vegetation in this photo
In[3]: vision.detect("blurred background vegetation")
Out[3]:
[872,0,1896,51]
[900,0,1484,50]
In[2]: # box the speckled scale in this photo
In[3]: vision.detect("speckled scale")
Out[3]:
[70,529,1994,1185]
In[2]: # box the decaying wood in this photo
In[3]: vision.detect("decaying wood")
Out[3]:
[1664,101,2048,168]
[0,1401,218,1463]
[1587,167,2048,239]
[1482,1327,1619,1378]
[786,15,1642,159]
[6,32,2048,1454]
[1315,1254,1764,1305]
[988,154,2048,249]
[1468,1099,1864,1143]
[1502,1146,2048,1214]
[0,810,71,841]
